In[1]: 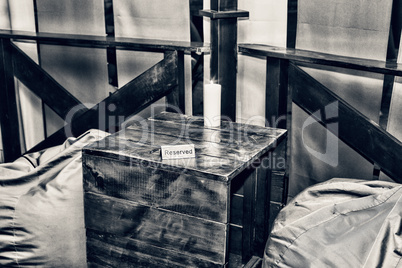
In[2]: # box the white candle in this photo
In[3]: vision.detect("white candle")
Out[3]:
[203,82,221,127]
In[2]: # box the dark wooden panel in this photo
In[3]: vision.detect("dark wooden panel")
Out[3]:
[166,50,185,113]
[230,194,243,226]
[85,192,227,265]
[0,29,210,53]
[0,38,21,162]
[87,228,224,268]
[290,63,402,183]
[229,224,242,255]
[239,44,402,77]
[83,154,229,222]
[242,167,256,263]
[374,73,394,178]
[270,171,285,203]
[26,51,179,153]
[266,58,288,129]
[11,43,84,120]
[287,0,297,49]
[253,155,271,257]
[208,0,241,121]
[379,74,394,129]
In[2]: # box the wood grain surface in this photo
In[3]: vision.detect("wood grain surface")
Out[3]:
[86,228,224,268]
[85,192,227,265]
[83,112,287,267]
[84,112,286,182]
[83,154,229,222]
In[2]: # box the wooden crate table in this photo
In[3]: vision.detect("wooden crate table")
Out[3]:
[82,112,287,267]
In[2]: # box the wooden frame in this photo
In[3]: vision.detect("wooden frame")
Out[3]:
[239,43,402,186]
[0,30,209,162]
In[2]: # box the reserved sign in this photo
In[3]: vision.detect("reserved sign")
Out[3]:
[161,144,196,160]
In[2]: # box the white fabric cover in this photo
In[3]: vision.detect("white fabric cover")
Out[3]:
[0,129,109,267]
[263,178,402,268]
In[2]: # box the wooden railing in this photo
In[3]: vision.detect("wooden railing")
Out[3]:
[0,29,209,162]
[239,43,402,187]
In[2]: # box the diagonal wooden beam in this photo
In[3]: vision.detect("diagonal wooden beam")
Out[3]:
[290,63,402,183]
[11,42,85,119]
[26,50,179,153]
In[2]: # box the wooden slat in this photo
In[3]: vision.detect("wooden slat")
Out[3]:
[0,38,21,162]
[104,0,118,88]
[0,29,210,53]
[284,69,293,204]
[374,74,395,178]
[230,194,243,226]
[26,51,179,153]
[84,192,227,265]
[229,224,242,255]
[290,63,402,183]
[266,58,288,129]
[379,74,394,129]
[86,228,224,268]
[242,167,256,264]
[166,50,185,113]
[287,0,297,49]
[270,171,285,203]
[239,44,402,77]
[11,43,84,120]
[83,153,229,222]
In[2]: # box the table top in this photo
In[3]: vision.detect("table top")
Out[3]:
[84,112,287,182]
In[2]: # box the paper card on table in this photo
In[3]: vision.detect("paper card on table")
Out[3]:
[161,144,196,160]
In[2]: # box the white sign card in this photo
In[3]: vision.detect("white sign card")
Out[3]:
[161,144,196,160]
